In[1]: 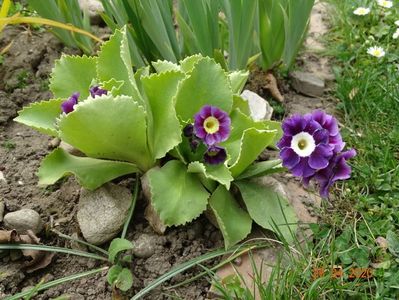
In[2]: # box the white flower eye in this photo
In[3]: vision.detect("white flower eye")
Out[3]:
[291,132,316,157]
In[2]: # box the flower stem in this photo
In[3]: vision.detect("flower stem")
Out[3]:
[121,174,140,239]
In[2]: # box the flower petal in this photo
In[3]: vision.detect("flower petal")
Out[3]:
[280,147,300,168]
[309,145,332,169]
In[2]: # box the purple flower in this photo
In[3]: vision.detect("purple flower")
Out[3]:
[61,92,79,114]
[313,149,356,198]
[194,105,231,146]
[311,110,344,152]
[204,145,227,165]
[90,86,108,98]
[277,114,333,178]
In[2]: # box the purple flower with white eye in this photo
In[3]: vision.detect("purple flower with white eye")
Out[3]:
[311,110,344,152]
[194,105,231,146]
[313,149,356,198]
[277,114,333,178]
[90,86,108,98]
[61,92,79,114]
[204,145,227,165]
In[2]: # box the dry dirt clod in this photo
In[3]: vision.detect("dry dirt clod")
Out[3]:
[3,209,43,234]
[132,233,157,258]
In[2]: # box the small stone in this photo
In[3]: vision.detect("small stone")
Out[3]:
[78,0,104,25]
[77,183,132,245]
[0,171,6,183]
[0,200,4,222]
[4,209,43,234]
[240,90,273,121]
[132,233,157,258]
[290,71,325,97]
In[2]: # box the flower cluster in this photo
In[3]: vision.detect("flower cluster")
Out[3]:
[277,110,355,198]
[61,86,108,114]
[184,105,231,165]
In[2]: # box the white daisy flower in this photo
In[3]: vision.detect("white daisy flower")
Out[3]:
[393,28,399,39]
[377,0,393,8]
[353,7,370,15]
[395,20,399,26]
[367,46,386,58]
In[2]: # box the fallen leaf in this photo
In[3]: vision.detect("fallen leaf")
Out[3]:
[264,72,284,102]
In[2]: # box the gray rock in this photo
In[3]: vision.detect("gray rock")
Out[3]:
[240,90,273,121]
[0,200,4,222]
[132,233,157,258]
[290,71,325,97]
[77,183,132,245]
[3,209,43,234]
[78,0,104,25]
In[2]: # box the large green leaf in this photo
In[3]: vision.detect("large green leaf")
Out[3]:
[236,159,284,180]
[49,55,97,99]
[97,27,142,103]
[58,95,153,171]
[209,185,252,249]
[221,109,267,164]
[229,128,276,178]
[146,160,209,226]
[235,180,298,243]
[141,71,184,159]
[175,57,233,122]
[187,161,233,190]
[14,99,63,136]
[229,71,249,94]
[152,60,181,73]
[38,148,139,190]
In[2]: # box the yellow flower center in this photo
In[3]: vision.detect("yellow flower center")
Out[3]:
[204,116,219,134]
[298,139,307,150]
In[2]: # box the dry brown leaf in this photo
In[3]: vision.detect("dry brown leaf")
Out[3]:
[1,229,54,273]
[264,72,284,102]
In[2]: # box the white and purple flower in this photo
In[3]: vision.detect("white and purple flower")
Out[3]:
[278,110,355,198]
[194,105,231,146]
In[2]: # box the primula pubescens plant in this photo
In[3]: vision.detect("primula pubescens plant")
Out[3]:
[15,27,296,248]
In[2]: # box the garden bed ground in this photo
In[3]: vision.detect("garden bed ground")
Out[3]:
[0,2,333,299]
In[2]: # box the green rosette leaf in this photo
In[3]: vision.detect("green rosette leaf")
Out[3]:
[229,128,277,178]
[141,71,185,159]
[146,160,209,226]
[229,70,249,94]
[58,95,153,171]
[235,180,298,244]
[49,55,97,99]
[175,57,233,122]
[14,99,63,136]
[97,27,142,104]
[209,185,252,249]
[38,148,139,190]
[187,161,233,190]
[152,60,180,73]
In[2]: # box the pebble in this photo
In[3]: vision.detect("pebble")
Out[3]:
[240,89,273,121]
[132,233,157,258]
[3,209,43,234]
[77,183,132,245]
[290,71,325,97]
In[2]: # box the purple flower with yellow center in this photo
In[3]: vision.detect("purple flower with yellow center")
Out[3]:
[61,92,79,114]
[277,114,333,178]
[311,110,344,152]
[90,86,108,98]
[308,149,356,198]
[204,145,227,165]
[194,105,231,146]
